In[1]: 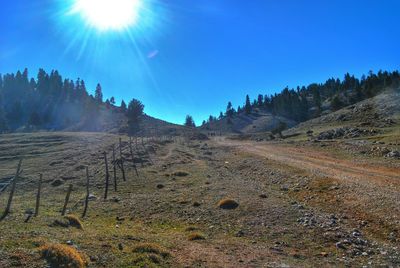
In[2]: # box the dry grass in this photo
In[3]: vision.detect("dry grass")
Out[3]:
[132,243,171,258]
[217,198,239,209]
[39,243,88,268]
[188,232,206,241]
[65,215,84,230]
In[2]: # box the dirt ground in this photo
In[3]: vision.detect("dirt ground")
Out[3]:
[0,132,399,267]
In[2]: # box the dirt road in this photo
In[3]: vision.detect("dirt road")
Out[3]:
[218,139,400,188]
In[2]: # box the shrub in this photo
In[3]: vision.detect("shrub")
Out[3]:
[39,243,88,268]
[132,243,170,258]
[188,232,205,241]
[218,199,239,209]
[65,215,84,230]
[132,254,162,266]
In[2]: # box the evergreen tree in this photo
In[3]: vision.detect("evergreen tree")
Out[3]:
[127,99,144,135]
[95,83,103,103]
[28,111,41,126]
[257,94,264,107]
[331,95,343,111]
[226,101,234,117]
[244,95,252,114]
[120,100,127,112]
[110,96,115,105]
[184,115,196,127]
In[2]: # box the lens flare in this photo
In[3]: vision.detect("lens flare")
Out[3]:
[71,0,142,31]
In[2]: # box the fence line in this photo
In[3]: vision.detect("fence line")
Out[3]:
[0,135,165,221]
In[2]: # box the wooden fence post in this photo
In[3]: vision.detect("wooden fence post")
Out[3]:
[61,184,73,216]
[104,152,109,200]
[82,166,90,218]
[129,140,139,176]
[119,138,126,181]
[1,159,22,220]
[112,145,117,191]
[34,173,42,217]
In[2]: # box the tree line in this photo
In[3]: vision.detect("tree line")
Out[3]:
[202,70,400,126]
[0,68,144,133]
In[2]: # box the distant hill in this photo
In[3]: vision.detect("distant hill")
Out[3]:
[201,70,400,134]
[201,109,296,134]
[285,89,400,138]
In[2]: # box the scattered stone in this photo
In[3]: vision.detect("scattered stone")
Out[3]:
[111,197,120,203]
[156,184,165,189]
[259,194,268,199]
[385,151,400,159]
[280,185,289,191]
[235,230,245,237]
[173,171,189,177]
[193,202,201,207]
[50,179,64,187]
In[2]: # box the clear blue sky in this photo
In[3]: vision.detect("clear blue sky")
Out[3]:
[1,0,399,125]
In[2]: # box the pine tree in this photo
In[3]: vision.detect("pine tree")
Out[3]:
[120,100,127,112]
[226,101,234,117]
[95,83,103,103]
[184,115,196,127]
[110,96,115,105]
[244,95,252,114]
[127,99,144,135]
[257,94,263,107]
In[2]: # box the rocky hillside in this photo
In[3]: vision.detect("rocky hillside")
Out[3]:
[286,89,400,137]
[201,109,296,134]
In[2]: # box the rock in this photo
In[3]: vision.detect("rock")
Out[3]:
[50,179,64,187]
[385,151,400,158]
[336,242,347,250]
[118,243,124,251]
[259,194,268,199]
[111,197,120,203]
[235,230,245,237]
[156,184,165,189]
[280,185,289,191]
[193,202,201,207]
[88,194,97,200]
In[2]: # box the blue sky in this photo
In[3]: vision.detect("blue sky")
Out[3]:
[1,0,399,124]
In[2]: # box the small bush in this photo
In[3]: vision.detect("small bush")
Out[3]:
[65,215,84,230]
[188,232,205,241]
[218,199,239,209]
[132,243,170,258]
[39,243,88,268]
[132,254,162,266]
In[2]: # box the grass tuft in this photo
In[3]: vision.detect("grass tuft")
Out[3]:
[39,243,88,268]
[218,198,239,209]
[132,243,170,258]
[65,215,84,230]
[188,232,206,241]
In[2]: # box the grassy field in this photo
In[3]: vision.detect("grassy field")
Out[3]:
[0,131,399,267]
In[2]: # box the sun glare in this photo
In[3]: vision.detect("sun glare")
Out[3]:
[72,0,142,31]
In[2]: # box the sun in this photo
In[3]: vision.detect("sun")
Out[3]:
[72,0,142,31]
